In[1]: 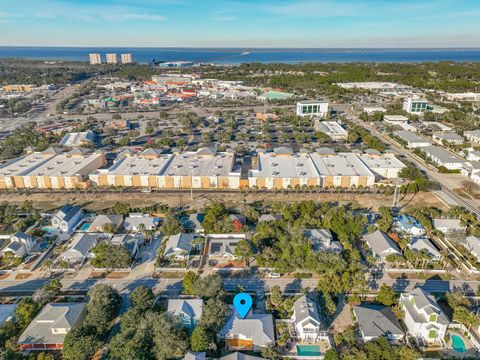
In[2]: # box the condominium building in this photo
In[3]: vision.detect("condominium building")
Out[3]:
[420,146,466,170]
[296,101,329,118]
[106,53,118,64]
[432,132,465,146]
[90,147,240,190]
[403,97,429,114]
[0,148,105,190]
[121,53,133,64]
[248,149,376,189]
[393,130,431,148]
[88,53,101,65]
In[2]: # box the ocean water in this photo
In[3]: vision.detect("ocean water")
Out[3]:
[1,47,480,64]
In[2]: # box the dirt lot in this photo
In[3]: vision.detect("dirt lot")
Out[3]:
[0,190,447,212]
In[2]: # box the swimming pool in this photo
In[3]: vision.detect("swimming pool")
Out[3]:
[42,226,57,234]
[297,345,322,356]
[451,335,467,353]
[79,223,91,231]
[38,242,49,251]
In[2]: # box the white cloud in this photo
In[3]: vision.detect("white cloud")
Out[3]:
[102,13,165,21]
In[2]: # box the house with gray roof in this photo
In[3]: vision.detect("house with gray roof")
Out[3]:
[464,236,480,262]
[432,218,466,235]
[291,293,328,342]
[164,233,197,260]
[208,234,246,262]
[400,288,449,346]
[257,214,282,223]
[305,229,342,253]
[51,204,83,233]
[167,299,203,330]
[220,312,275,351]
[221,353,265,360]
[0,304,16,325]
[184,352,206,360]
[364,230,401,261]
[1,231,36,258]
[124,213,160,232]
[353,304,404,342]
[88,214,124,233]
[59,233,100,264]
[408,237,441,261]
[18,302,87,351]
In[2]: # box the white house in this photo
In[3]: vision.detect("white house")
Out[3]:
[219,312,275,351]
[51,205,83,234]
[59,234,99,264]
[464,236,480,262]
[207,234,246,262]
[291,294,329,343]
[395,215,425,236]
[124,213,160,232]
[305,229,342,253]
[400,288,449,346]
[163,233,197,260]
[1,231,36,258]
[432,218,466,235]
[364,230,401,261]
[353,304,404,342]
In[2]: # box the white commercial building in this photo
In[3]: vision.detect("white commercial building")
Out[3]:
[393,130,431,148]
[403,97,429,114]
[464,130,480,144]
[314,121,348,141]
[420,146,466,170]
[296,101,329,118]
[384,115,409,125]
[445,92,480,102]
[432,133,464,146]
[358,154,406,179]
[363,106,386,115]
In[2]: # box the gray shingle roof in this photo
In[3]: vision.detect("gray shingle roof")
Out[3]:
[365,230,400,258]
[164,233,195,256]
[220,312,275,347]
[292,294,324,330]
[221,353,265,360]
[167,299,203,321]
[18,303,86,345]
[353,304,404,338]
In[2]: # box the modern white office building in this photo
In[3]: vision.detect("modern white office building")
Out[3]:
[403,97,429,114]
[296,101,329,118]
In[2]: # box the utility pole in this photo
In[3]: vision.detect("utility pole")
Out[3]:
[392,177,399,208]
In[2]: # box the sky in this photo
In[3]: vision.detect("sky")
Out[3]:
[1,0,480,48]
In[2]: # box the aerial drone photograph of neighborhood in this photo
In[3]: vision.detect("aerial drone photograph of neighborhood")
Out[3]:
[2,0,480,359]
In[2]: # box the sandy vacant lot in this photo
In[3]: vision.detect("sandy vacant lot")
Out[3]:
[0,190,447,212]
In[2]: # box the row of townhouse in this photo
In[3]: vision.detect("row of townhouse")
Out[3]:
[0,147,406,191]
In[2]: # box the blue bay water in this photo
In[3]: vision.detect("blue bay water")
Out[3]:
[1,47,480,64]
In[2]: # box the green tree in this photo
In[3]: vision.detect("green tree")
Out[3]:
[15,298,41,329]
[261,344,282,360]
[161,215,184,236]
[62,326,100,360]
[324,349,340,360]
[130,286,155,312]
[183,271,199,295]
[84,284,121,336]
[90,241,131,269]
[190,325,212,352]
[234,239,254,265]
[201,298,229,331]
[377,284,398,307]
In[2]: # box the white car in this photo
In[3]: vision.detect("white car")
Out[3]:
[269,272,281,278]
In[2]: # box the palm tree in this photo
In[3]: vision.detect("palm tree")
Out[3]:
[43,259,53,277]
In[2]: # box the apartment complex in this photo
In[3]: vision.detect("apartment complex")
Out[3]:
[106,53,118,64]
[121,53,133,64]
[248,149,378,189]
[0,148,105,190]
[89,147,240,189]
[88,53,101,65]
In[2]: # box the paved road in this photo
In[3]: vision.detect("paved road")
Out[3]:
[1,276,479,296]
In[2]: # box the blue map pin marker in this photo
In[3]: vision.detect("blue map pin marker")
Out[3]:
[233,293,253,319]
